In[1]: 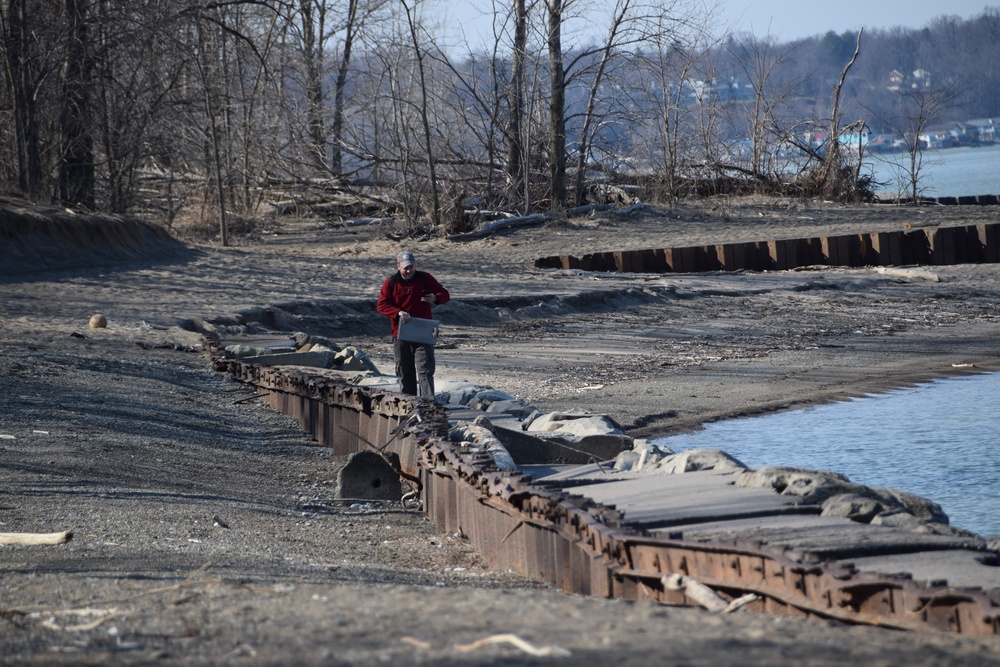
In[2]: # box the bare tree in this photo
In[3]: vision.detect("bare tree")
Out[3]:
[809,28,865,201]
[298,0,329,172]
[1,0,59,200]
[568,0,723,204]
[360,3,439,228]
[570,0,632,207]
[187,1,281,242]
[545,0,566,210]
[331,0,363,176]
[193,17,233,245]
[57,0,95,209]
[285,0,377,178]
[399,0,441,227]
[889,83,961,202]
[8,0,1000,240]
[727,33,802,188]
[631,18,722,202]
[508,0,528,208]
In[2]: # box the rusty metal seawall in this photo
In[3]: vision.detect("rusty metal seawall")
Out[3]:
[214,355,1000,637]
[534,221,1000,273]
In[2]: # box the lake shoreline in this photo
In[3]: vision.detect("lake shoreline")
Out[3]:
[654,371,1000,538]
[869,141,1000,198]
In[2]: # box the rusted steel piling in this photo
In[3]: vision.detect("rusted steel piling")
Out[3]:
[212,350,1000,637]
[534,222,1000,274]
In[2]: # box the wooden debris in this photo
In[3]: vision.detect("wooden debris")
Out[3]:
[448,213,549,241]
[724,593,760,613]
[0,530,73,546]
[662,573,729,612]
[38,609,118,632]
[450,422,516,471]
[454,633,571,657]
[341,217,393,226]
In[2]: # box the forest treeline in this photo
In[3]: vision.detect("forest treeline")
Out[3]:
[2,1,998,241]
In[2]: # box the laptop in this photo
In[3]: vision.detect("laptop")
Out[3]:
[397,317,439,345]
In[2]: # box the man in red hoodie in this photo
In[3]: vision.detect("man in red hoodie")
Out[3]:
[376,250,450,399]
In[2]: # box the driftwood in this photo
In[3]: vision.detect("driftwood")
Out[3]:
[662,573,758,613]
[401,633,571,657]
[615,201,645,215]
[454,633,572,657]
[662,573,729,611]
[340,217,394,227]
[564,200,645,217]
[448,213,550,241]
[449,200,644,242]
[269,200,380,217]
[0,530,73,545]
[449,420,517,471]
[564,203,614,216]
[38,609,119,632]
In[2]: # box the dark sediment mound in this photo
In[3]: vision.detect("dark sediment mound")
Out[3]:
[0,198,191,278]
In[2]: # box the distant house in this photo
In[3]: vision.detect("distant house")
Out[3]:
[886,68,931,91]
[966,118,997,143]
[799,125,871,156]
[919,122,967,149]
[867,133,906,152]
[912,69,932,89]
[677,78,712,103]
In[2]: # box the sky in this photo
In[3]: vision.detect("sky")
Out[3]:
[717,0,993,41]
[438,1,995,49]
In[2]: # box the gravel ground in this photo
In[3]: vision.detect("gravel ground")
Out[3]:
[2,196,1000,665]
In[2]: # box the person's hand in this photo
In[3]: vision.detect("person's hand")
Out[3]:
[422,292,437,304]
[398,311,411,323]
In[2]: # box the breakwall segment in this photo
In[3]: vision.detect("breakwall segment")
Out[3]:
[210,344,1000,637]
[929,195,1000,206]
[533,222,1000,273]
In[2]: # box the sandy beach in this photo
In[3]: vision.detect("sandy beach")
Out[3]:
[2,196,999,665]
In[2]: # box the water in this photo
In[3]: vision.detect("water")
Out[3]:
[654,372,1000,537]
[866,143,1000,198]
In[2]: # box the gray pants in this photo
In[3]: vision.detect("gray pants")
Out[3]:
[394,338,435,399]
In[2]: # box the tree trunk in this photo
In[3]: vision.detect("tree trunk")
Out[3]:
[818,29,862,201]
[58,0,95,209]
[546,0,566,211]
[196,23,229,246]
[573,0,630,207]
[4,0,43,199]
[331,0,357,176]
[402,0,441,227]
[300,0,327,172]
[507,0,527,209]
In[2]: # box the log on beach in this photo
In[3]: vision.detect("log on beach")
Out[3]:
[0,531,73,546]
